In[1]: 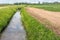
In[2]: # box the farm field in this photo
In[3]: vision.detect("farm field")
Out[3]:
[21,7,60,40]
[28,4,60,12]
[26,7,60,35]
[0,4,60,40]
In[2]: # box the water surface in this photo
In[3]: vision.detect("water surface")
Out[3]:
[0,11,26,40]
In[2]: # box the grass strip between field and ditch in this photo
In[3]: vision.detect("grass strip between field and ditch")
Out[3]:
[21,7,60,40]
[0,7,17,32]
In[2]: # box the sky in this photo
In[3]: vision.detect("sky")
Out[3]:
[0,0,60,4]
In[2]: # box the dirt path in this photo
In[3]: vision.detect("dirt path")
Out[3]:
[0,11,26,40]
[26,7,60,35]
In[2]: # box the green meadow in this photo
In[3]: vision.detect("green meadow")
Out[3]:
[28,4,60,12]
[0,6,17,32]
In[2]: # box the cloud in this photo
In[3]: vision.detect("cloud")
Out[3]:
[0,0,60,4]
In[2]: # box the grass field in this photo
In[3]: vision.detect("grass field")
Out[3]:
[28,4,60,12]
[0,6,17,32]
[0,4,60,40]
[21,7,60,40]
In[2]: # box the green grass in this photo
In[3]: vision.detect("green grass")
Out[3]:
[0,7,17,32]
[21,7,60,40]
[28,4,60,12]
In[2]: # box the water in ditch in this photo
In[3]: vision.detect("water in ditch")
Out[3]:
[0,11,26,40]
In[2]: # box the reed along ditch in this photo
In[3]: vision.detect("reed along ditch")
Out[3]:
[0,11,26,40]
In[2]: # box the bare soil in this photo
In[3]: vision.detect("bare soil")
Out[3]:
[26,7,60,35]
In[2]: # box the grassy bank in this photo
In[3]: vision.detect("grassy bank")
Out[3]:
[0,7,17,32]
[28,4,60,12]
[21,7,60,40]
